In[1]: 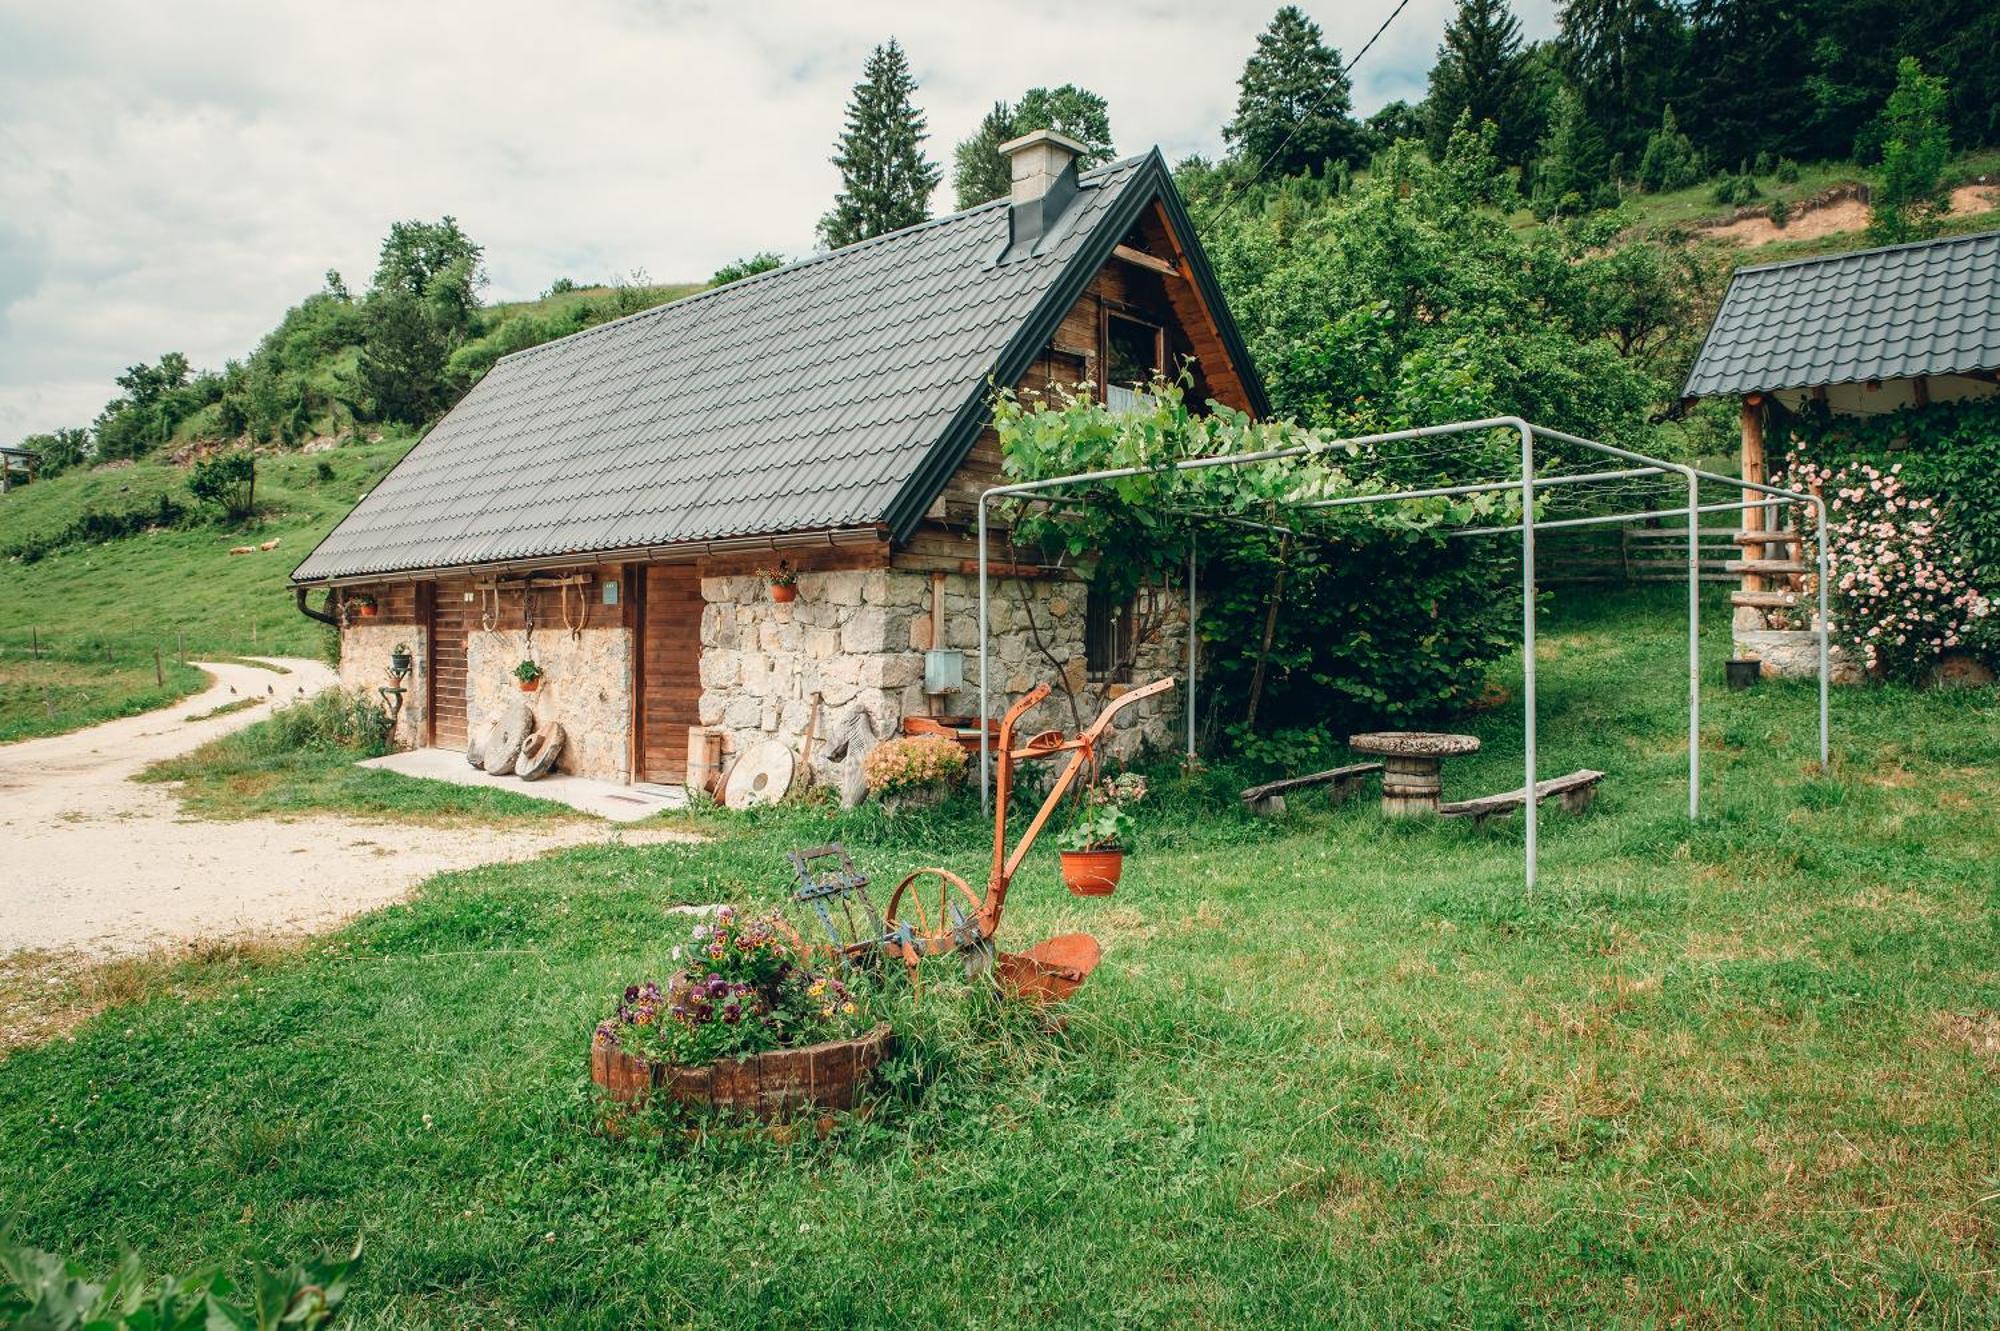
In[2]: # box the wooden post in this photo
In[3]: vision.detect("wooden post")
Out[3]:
[30,626,38,660]
[177,630,185,665]
[1913,375,1930,407]
[1243,533,1292,731]
[154,647,163,687]
[1740,395,1767,595]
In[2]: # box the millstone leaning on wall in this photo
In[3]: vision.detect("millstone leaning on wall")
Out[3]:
[466,627,632,780]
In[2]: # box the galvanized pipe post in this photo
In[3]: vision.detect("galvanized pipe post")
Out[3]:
[1517,420,1538,893]
[1686,468,1701,820]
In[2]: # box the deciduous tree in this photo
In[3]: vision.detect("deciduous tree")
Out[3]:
[951,85,1115,209]
[1866,57,1952,244]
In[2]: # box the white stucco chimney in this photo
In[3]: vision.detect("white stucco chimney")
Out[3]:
[998,128,1086,257]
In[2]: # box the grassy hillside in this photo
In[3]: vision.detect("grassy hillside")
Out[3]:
[0,440,415,739]
[1,439,413,658]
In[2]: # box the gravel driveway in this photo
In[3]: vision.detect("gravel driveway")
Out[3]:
[0,658,692,957]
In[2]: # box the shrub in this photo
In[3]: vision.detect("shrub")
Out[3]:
[265,688,394,756]
[1775,157,1801,183]
[862,735,968,797]
[188,449,257,519]
[3,492,191,563]
[1781,454,1991,680]
[1768,197,1791,228]
[1753,149,1774,176]
[1710,174,1761,206]
[1636,107,1704,193]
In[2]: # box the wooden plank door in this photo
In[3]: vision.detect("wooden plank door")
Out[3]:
[430,578,472,749]
[639,564,703,782]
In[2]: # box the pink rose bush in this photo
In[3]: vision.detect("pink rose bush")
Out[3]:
[1780,452,1991,681]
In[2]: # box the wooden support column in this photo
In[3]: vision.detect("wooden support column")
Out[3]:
[1740,394,1767,595]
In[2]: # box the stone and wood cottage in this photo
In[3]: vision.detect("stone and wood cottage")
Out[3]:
[1682,228,2000,677]
[290,132,1269,788]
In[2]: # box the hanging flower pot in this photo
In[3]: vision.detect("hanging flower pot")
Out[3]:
[759,561,800,602]
[351,593,378,619]
[1059,848,1123,896]
[388,644,413,676]
[513,659,545,692]
[1056,772,1147,896]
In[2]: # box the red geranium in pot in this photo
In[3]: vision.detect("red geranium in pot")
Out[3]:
[759,561,800,603]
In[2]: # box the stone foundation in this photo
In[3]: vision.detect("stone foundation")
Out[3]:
[337,622,429,748]
[466,626,633,780]
[699,567,1184,786]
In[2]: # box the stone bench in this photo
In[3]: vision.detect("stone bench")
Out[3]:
[1239,762,1384,817]
[1438,769,1606,825]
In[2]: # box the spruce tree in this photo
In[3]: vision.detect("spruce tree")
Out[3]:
[1425,0,1534,166]
[950,85,1115,210]
[818,40,941,250]
[1223,6,1362,179]
[1531,84,1614,219]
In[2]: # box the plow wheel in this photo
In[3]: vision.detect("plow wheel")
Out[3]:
[884,868,993,979]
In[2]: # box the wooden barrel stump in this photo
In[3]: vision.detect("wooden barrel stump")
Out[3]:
[591,1023,894,1121]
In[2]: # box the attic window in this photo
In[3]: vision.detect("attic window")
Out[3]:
[1106,313,1163,388]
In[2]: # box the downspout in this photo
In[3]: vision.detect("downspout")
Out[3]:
[294,586,340,627]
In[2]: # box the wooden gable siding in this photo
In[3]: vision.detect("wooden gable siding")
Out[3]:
[899,203,1256,572]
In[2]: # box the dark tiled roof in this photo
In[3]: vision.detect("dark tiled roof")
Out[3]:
[295,153,1233,583]
[1684,229,2000,398]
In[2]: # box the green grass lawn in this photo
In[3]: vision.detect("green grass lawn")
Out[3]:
[2,587,1996,1327]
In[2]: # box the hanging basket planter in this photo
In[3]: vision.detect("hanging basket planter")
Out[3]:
[770,583,797,603]
[591,1023,893,1120]
[1059,848,1123,896]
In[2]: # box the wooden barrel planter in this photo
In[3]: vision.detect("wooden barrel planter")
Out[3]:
[591,1023,894,1122]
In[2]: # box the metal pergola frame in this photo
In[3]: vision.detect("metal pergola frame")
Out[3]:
[974,416,1831,890]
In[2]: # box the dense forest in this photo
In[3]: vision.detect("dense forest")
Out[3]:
[10,0,1999,478]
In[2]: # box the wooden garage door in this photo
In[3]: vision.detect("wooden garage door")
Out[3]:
[430,578,472,749]
[639,564,703,782]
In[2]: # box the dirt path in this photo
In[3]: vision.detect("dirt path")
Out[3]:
[1701,183,1998,246]
[0,658,694,957]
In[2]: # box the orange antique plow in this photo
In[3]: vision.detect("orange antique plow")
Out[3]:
[787,675,1174,1003]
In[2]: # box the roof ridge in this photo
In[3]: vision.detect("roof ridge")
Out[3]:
[1730,226,2000,277]
[495,153,1150,368]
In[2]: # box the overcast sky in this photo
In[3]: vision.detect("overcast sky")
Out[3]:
[0,0,1557,442]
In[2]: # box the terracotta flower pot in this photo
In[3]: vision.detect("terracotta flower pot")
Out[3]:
[1059,848,1123,896]
[591,1023,894,1121]
[519,678,541,692]
[770,583,797,603]
[355,604,377,618]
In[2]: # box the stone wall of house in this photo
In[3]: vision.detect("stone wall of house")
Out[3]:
[466,627,633,780]
[699,567,1185,788]
[338,622,428,749]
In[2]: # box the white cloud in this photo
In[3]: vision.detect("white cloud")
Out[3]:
[0,0,1555,440]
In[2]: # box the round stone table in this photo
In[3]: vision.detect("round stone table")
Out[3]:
[1347,732,1481,817]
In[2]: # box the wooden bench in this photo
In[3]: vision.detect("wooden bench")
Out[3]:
[1239,762,1384,817]
[1437,769,1606,825]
